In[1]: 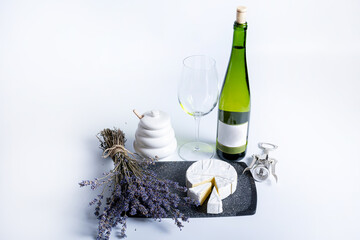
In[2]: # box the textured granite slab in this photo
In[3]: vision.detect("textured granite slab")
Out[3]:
[147,161,257,217]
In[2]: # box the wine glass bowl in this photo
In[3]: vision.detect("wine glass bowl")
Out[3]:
[178,55,218,117]
[177,55,219,161]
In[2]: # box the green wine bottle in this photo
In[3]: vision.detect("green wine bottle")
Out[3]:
[216,6,250,161]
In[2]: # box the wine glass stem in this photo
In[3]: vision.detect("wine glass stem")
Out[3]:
[194,116,200,151]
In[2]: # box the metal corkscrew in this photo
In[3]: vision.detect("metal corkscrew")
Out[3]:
[243,142,278,182]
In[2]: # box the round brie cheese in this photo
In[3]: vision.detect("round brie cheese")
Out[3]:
[186,159,237,200]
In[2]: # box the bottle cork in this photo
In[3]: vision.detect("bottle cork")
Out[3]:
[236,6,247,24]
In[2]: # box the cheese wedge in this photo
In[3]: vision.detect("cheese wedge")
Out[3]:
[207,187,223,214]
[186,159,237,200]
[187,182,212,205]
[213,176,236,200]
[185,175,214,189]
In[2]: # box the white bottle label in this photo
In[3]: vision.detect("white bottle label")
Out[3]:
[217,121,248,147]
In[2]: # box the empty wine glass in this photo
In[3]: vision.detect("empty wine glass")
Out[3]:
[178,55,219,161]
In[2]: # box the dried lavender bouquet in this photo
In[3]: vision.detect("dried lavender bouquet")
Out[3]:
[79,128,198,239]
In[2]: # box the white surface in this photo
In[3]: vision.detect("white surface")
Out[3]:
[0,0,360,240]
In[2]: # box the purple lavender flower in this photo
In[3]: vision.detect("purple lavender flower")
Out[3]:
[79,128,197,240]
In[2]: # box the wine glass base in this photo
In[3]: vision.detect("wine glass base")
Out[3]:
[178,142,214,161]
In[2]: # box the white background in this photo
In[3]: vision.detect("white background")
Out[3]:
[1,0,359,239]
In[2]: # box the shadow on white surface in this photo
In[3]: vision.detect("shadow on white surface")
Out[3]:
[129,218,172,234]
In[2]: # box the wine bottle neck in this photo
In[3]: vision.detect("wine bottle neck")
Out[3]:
[232,22,247,49]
